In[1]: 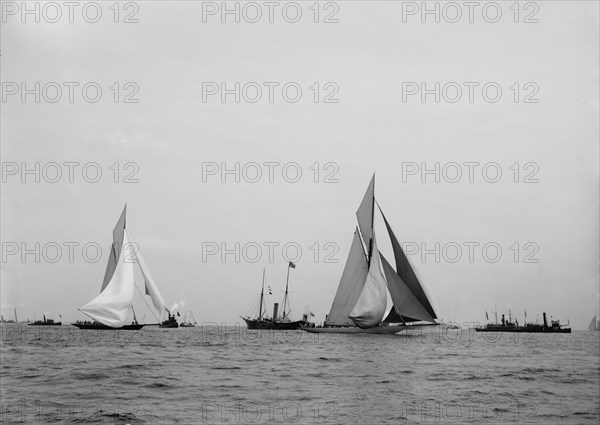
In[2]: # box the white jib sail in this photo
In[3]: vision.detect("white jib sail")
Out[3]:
[80,231,136,327]
[130,230,167,317]
[349,235,388,328]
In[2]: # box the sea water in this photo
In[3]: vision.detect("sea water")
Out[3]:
[1,324,598,424]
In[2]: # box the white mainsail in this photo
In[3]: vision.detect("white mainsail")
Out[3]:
[80,231,136,327]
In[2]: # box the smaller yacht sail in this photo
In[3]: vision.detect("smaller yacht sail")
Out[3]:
[135,246,167,317]
[588,315,599,331]
[75,205,171,330]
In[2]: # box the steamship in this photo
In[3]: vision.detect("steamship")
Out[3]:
[475,311,571,333]
[28,314,62,326]
[242,266,306,330]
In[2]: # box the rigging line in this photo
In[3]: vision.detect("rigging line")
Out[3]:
[134,281,160,323]
[85,267,106,301]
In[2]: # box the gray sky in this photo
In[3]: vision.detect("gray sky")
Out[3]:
[1,1,598,329]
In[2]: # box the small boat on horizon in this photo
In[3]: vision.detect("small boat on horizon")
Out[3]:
[439,310,461,329]
[242,265,306,330]
[73,204,174,330]
[159,312,179,328]
[180,311,197,327]
[28,314,62,326]
[302,174,439,335]
[440,322,461,330]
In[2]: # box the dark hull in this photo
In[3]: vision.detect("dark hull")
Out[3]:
[301,325,407,334]
[301,323,438,334]
[28,322,62,326]
[72,323,144,330]
[475,326,571,333]
[243,318,305,330]
[159,315,179,328]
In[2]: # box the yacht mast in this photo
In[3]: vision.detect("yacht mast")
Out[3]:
[258,269,265,320]
[282,265,291,319]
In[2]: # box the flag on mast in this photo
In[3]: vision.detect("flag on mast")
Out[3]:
[288,261,296,269]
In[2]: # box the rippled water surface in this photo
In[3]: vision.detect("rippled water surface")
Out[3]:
[1,325,598,424]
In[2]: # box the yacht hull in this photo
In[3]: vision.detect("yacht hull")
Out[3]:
[72,323,144,330]
[301,325,408,334]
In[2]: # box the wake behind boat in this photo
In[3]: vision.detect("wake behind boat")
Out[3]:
[302,174,439,335]
[73,204,174,330]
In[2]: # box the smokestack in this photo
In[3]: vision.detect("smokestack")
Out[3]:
[273,303,279,323]
[501,314,505,326]
[543,312,547,328]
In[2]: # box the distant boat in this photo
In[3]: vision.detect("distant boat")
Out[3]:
[440,311,461,329]
[73,205,172,330]
[180,311,197,327]
[28,314,62,326]
[302,174,439,335]
[588,315,600,331]
[242,266,306,330]
[159,312,179,328]
[475,311,571,333]
[441,322,461,330]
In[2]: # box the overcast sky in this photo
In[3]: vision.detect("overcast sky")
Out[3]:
[1,1,598,329]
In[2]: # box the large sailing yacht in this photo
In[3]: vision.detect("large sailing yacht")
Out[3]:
[302,174,439,334]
